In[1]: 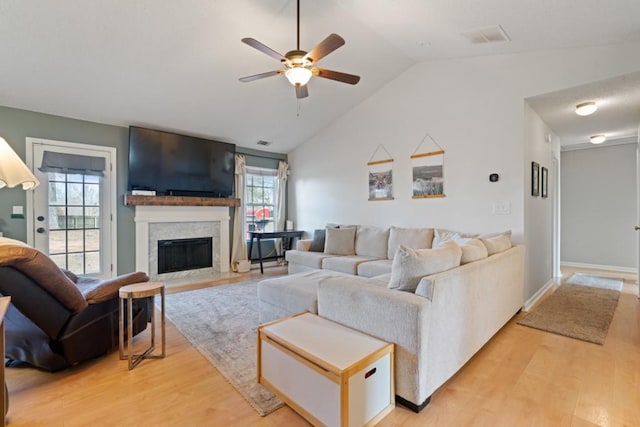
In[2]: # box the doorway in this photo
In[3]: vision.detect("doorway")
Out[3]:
[26,138,117,278]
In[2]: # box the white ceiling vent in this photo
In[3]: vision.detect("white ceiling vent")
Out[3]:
[462,25,511,44]
[257,140,271,146]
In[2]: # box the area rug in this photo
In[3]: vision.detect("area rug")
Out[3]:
[566,273,624,291]
[163,280,283,416]
[517,279,622,345]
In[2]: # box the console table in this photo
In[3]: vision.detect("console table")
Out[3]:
[248,230,303,273]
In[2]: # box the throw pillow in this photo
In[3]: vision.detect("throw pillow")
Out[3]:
[309,229,326,252]
[355,226,389,258]
[432,229,478,247]
[324,227,357,256]
[388,241,462,292]
[387,226,434,259]
[480,234,512,255]
[454,237,488,264]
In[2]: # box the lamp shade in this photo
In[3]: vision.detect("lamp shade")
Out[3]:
[0,136,40,189]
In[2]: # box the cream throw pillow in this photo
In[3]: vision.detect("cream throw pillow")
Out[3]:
[454,237,488,264]
[388,241,462,292]
[324,227,357,256]
[480,234,512,255]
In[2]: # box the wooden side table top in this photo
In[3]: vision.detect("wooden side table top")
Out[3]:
[119,281,164,299]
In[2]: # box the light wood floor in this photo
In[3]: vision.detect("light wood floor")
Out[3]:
[5,266,639,426]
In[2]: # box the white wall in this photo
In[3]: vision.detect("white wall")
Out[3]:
[524,104,560,298]
[561,142,637,270]
[288,42,640,300]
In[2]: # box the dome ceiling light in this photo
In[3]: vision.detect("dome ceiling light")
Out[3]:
[575,101,598,116]
[590,134,606,144]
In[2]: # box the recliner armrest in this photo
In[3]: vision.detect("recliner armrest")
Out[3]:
[76,271,149,304]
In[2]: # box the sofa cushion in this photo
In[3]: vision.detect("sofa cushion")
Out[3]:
[322,255,380,275]
[388,242,462,292]
[324,227,357,256]
[480,234,512,255]
[285,250,338,269]
[355,226,389,258]
[387,226,434,259]
[357,259,393,278]
[309,229,326,252]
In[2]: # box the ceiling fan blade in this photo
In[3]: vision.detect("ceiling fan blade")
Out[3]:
[314,68,360,85]
[241,38,286,61]
[303,33,345,63]
[239,70,281,83]
[296,85,309,99]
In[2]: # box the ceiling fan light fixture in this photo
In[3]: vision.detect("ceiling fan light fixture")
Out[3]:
[590,134,606,144]
[575,101,597,116]
[285,67,312,86]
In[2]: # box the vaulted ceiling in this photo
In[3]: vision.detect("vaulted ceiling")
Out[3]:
[1,0,639,152]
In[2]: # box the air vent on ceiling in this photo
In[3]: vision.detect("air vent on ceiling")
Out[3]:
[257,140,271,146]
[462,25,511,44]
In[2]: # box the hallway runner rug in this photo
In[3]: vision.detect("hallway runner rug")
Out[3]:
[517,276,622,345]
[163,280,283,416]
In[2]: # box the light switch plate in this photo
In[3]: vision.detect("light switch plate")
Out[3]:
[493,202,511,215]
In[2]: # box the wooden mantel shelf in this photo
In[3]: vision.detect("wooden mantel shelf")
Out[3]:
[124,194,240,207]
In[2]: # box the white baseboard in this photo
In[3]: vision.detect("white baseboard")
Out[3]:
[523,279,555,312]
[560,261,636,274]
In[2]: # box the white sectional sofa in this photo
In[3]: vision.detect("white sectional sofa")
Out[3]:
[260,225,524,412]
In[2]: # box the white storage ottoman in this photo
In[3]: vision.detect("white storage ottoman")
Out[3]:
[258,312,394,427]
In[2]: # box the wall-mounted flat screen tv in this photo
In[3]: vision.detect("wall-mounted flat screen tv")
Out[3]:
[127,126,235,198]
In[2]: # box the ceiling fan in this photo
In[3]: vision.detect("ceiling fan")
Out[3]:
[239,0,360,99]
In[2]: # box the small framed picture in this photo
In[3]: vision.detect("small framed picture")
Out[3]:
[541,166,548,198]
[531,162,540,197]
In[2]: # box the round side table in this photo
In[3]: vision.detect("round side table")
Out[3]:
[118,281,166,370]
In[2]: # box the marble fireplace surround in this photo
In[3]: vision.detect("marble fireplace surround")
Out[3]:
[133,205,231,281]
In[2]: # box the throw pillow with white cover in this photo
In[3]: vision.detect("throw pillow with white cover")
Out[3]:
[388,241,462,292]
[387,226,434,260]
[355,226,389,259]
[432,229,478,247]
[324,227,357,256]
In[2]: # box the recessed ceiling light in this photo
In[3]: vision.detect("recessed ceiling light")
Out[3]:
[575,101,597,116]
[590,134,606,144]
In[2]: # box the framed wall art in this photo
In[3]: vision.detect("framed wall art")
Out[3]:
[531,161,539,197]
[541,166,548,198]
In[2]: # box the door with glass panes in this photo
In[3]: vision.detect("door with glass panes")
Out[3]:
[28,138,116,278]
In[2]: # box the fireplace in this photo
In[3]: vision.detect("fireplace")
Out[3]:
[132,205,231,284]
[157,237,213,274]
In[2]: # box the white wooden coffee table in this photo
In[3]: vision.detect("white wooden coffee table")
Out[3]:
[258,312,394,427]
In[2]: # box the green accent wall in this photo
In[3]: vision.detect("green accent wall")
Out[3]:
[0,105,287,274]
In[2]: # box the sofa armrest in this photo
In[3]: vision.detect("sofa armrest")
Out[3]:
[296,239,312,251]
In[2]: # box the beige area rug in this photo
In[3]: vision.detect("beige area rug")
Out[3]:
[518,275,623,345]
[163,280,283,416]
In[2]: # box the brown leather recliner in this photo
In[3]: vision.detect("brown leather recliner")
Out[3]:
[0,244,151,371]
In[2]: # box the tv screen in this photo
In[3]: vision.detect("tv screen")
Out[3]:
[127,126,235,197]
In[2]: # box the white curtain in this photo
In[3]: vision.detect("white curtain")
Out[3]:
[230,154,247,271]
[274,161,288,256]
[275,161,288,231]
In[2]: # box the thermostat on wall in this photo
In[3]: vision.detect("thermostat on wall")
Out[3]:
[489,173,499,182]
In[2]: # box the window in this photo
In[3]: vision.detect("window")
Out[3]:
[47,172,102,274]
[245,168,277,238]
